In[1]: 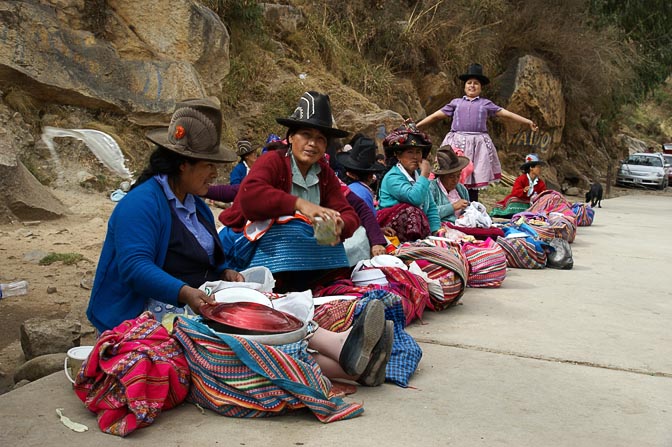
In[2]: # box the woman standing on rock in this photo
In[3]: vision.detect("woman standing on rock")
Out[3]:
[417,63,539,202]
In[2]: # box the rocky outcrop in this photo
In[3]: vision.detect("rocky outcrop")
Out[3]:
[0,0,229,118]
[0,102,67,223]
[13,353,65,383]
[20,318,82,360]
[261,3,305,36]
[417,72,455,118]
[337,109,405,149]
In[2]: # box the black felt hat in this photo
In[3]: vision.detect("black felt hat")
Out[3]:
[336,136,386,173]
[458,63,490,85]
[276,91,349,138]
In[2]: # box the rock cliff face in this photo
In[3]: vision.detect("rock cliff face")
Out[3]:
[0,0,228,118]
[0,1,614,222]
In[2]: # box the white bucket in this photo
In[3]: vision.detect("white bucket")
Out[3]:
[64,346,94,384]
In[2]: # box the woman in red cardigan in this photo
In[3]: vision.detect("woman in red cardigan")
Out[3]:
[218,91,360,292]
[491,153,547,218]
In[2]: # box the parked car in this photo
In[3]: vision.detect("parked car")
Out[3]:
[663,154,672,183]
[616,152,668,189]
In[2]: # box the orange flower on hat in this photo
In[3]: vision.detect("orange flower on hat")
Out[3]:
[174,125,186,140]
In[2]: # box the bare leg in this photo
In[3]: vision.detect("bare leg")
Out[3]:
[308,327,351,362]
[311,352,356,380]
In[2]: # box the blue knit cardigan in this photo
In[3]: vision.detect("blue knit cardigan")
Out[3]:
[87,178,224,332]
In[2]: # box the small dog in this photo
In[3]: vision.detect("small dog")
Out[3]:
[585,182,603,208]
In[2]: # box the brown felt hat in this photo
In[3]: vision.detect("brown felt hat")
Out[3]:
[432,146,470,176]
[146,98,237,163]
[236,140,256,157]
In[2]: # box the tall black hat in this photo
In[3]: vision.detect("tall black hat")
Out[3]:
[276,91,349,138]
[336,136,386,173]
[458,63,490,85]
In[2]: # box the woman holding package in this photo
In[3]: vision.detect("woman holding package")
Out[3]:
[491,153,547,218]
[417,63,539,202]
[218,91,362,291]
[377,121,440,242]
[429,146,471,223]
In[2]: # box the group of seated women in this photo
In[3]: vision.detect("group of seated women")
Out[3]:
[86,91,546,403]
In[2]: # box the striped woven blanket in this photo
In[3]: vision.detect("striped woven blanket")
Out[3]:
[74,312,190,437]
[173,316,363,422]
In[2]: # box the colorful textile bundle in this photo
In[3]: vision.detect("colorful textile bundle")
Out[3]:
[313,299,358,332]
[495,236,547,269]
[527,190,575,217]
[461,238,507,288]
[377,202,431,243]
[74,312,190,437]
[571,202,595,226]
[490,195,530,218]
[173,316,363,422]
[396,245,468,310]
[440,221,505,241]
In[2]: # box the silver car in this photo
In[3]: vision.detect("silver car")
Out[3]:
[616,153,668,189]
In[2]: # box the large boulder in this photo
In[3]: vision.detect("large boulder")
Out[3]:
[337,109,405,150]
[494,55,565,175]
[417,72,455,117]
[0,103,67,223]
[13,353,65,383]
[0,0,229,118]
[20,318,82,360]
[260,3,305,36]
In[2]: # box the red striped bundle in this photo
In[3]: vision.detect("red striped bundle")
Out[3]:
[461,238,507,288]
[496,237,547,269]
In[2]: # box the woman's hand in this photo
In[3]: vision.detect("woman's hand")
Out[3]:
[371,245,386,257]
[296,197,341,221]
[523,186,530,193]
[452,199,469,212]
[420,159,431,177]
[221,269,244,282]
[383,226,397,237]
[528,120,539,132]
[177,285,215,315]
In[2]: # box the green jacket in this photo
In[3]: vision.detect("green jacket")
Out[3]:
[429,179,469,223]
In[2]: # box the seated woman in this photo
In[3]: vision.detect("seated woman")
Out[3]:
[491,153,547,218]
[217,91,360,293]
[376,121,440,242]
[336,134,392,259]
[229,139,258,185]
[429,146,471,223]
[87,98,243,334]
[86,98,391,388]
[337,134,386,213]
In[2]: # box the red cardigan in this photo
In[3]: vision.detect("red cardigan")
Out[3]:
[218,149,360,240]
[506,174,547,203]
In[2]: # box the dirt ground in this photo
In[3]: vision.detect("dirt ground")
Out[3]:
[0,182,669,394]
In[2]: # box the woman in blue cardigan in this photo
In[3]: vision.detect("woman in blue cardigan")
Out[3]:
[87,99,242,333]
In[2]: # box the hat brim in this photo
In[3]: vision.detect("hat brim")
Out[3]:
[432,155,470,176]
[458,74,490,85]
[336,152,386,173]
[146,128,238,163]
[385,144,432,159]
[276,118,349,138]
[520,160,546,171]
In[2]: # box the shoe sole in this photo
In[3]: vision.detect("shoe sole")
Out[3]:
[339,300,385,376]
[359,320,394,387]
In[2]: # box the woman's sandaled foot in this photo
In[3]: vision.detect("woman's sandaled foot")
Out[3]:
[338,300,385,376]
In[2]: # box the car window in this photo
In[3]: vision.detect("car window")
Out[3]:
[664,155,672,165]
[626,155,662,167]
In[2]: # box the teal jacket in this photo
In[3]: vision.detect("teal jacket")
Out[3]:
[429,180,469,223]
[379,165,440,232]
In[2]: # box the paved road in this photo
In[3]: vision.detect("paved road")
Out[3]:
[1,194,671,447]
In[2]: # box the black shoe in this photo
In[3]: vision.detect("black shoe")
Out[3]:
[357,320,394,387]
[338,300,385,376]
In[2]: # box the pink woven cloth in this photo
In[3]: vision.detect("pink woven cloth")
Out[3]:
[74,312,190,437]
